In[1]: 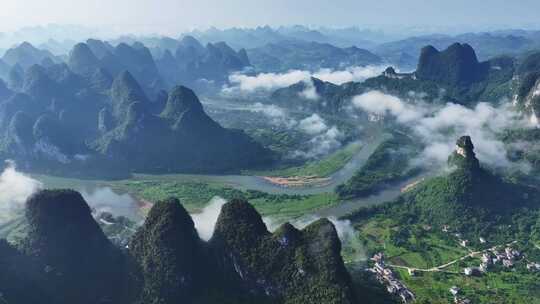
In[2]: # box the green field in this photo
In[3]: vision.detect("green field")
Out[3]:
[355,215,540,304]
[336,133,420,199]
[244,141,362,178]
[34,174,340,219]
[113,179,339,218]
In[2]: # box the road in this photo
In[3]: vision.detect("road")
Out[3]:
[386,241,517,274]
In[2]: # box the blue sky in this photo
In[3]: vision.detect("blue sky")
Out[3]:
[1,0,539,33]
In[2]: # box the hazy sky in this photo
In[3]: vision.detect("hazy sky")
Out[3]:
[1,0,539,34]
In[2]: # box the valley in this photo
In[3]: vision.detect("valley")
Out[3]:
[32,124,411,217]
[1,8,540,303]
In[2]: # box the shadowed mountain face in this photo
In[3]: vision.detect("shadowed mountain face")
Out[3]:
[93,83,273,174]
[211,199,356,304]
[416,43,486,86]
[351,136,540,233]
[129,198,205,303]
[0,240,50,304]
[0,56,272,177]
[20,189,128,304]
[68,40,165,97]
[0,189,358,304]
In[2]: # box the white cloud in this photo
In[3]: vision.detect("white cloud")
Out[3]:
[298,114,328,135]
[352,91,531,169]
[227,70,311,92]
[307,127,344,157]
[313,66,385,85]
[352,90,425,123]
[299,81,320,100]
[224,65,386,93]
[191,196,227,241]
[247,105,344,158]
[248,102,297,128]
[0,161,42,221]
[82,187,140,220]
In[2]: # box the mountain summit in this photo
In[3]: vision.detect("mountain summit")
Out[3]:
[0,189,358,304]
[416,43,484,86]
[21,190,127,304]
[358,136,538,236]
[448,135,480,171]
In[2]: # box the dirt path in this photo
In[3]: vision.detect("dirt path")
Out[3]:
[387,241,517,273]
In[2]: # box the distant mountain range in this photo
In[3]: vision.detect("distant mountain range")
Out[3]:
[4,28,540,89]
[247,40,382,72]
[152,36,251,91]
[375,31,540,70]
[0,35,383,95]
[0,52,272,177]
[2,42,61,70]
[271,43,519,113]
[185,25,379,50]
[0,38,251,94]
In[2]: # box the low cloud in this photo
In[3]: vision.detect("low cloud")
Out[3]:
[224,66,386,94]
[248,102,297,128]
[313,66,386,85]
[0,161,42,221]
[298,114,328,135]
[82,187,140,220]
[300,127,344,158]
[295,115,344,158]
[299,81,320,100]
[352,90,532,169]
[191,196,227,241]
[246,106,344,158]
[352,90,426,123]
[227,70,310,92]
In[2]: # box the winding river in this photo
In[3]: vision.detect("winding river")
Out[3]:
[38,128,427,219]
[36,98,432,219]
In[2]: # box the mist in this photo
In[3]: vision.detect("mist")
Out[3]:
[353,90,533,169]
[248,102,297,128]
[191,196,227,241]
[0,161,42,221]
[247,104,344,158]
[81,187,141,220]
[224,66,386,94]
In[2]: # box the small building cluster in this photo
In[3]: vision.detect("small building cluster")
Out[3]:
[492,246,521,268]
[526,262,540,272]
[449,286,471,304]
[369,253,415,303]
[464,245,522,276]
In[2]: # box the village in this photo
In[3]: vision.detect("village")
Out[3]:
[368,252,415,303]
[368,224,540,303]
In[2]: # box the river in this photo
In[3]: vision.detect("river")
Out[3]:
[37,127,428,219]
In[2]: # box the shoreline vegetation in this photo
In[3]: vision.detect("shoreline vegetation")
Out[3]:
[244,141,362,178]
